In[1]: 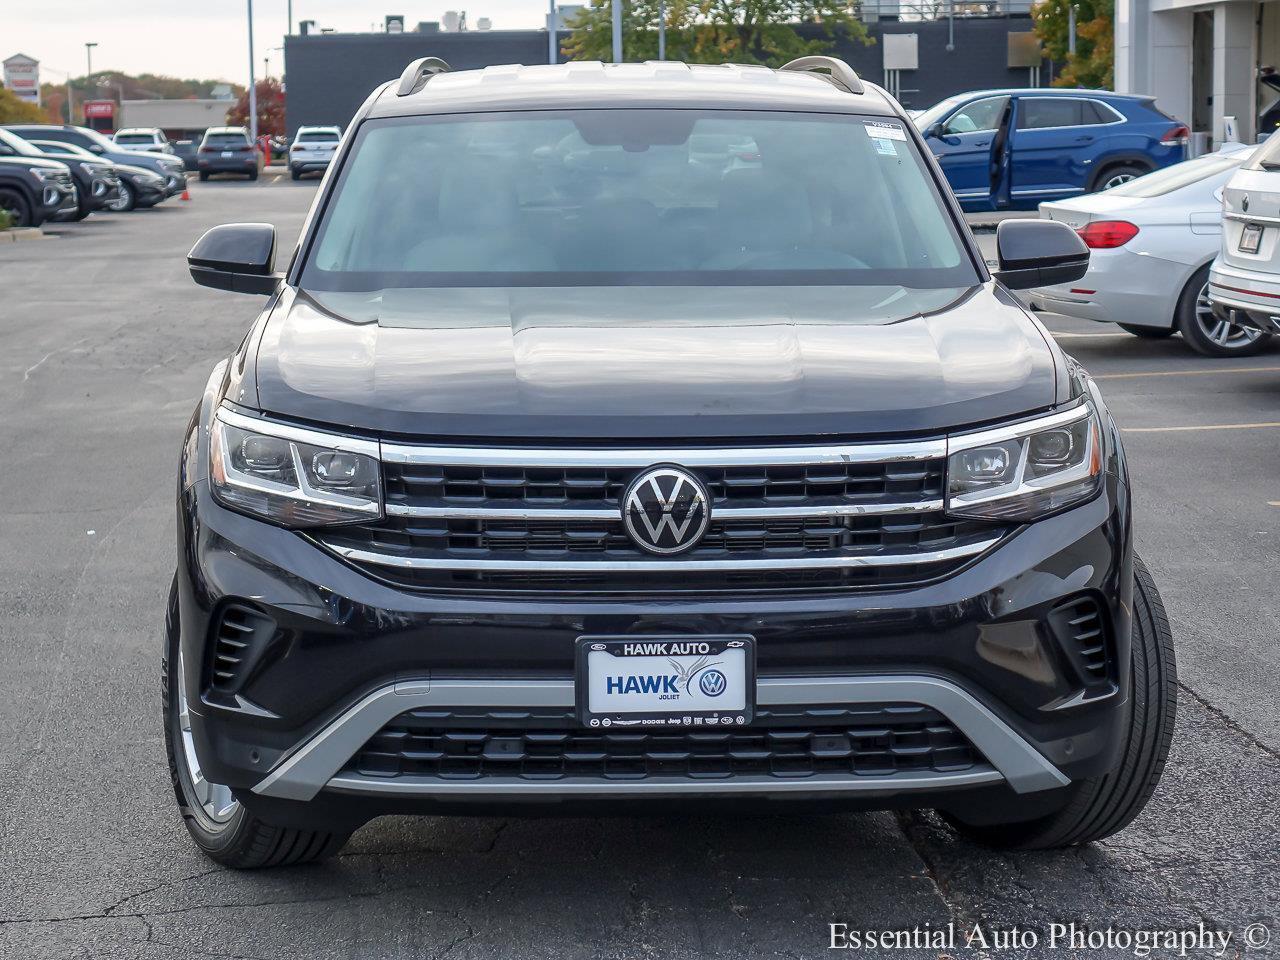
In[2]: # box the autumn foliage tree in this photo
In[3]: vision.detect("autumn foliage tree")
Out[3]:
[0,87,47,124]
[563,0,870,67]
[1034,0,1113,89]
[226,78,286,137]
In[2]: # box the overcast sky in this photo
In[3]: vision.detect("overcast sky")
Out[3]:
[7,1,551,86]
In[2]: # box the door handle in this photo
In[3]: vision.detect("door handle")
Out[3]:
[1074,135,1094,143]
[975,140,991,148]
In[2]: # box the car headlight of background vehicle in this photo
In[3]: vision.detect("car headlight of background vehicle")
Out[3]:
[137,171,164,185]
[78,162,110,177]
[31,167,64,181]
[209,409,382,527]
[946,405,1102,522]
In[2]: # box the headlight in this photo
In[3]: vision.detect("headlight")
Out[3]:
[210,409,382,527]
[32,167,63,181]
[946,404,1102,522]
[78,162,110,176]
[137,171,164,185]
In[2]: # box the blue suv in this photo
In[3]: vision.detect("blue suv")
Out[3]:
[915,90,1188,211]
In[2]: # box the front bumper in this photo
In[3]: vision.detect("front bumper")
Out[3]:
[176,446,1133,827]
[289,156,332,173]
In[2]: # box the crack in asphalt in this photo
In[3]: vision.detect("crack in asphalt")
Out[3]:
[1177,680,1280,763]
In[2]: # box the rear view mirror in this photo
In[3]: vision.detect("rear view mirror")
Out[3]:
[188,223,281,295]
[992,219,1089,291]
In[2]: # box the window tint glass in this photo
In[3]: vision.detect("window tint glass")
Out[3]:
[1081,101,1117,124]
[1017,99,1085,130]
[942,97,1009,135]
[114,134,155,145]
[303,110,977,291]
[298,131,339,142]
[204,133,250,147]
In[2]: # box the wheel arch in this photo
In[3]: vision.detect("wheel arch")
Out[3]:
[1088,153,1155,192]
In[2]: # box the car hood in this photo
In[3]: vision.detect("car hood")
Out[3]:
[0,155,70,172]
[246,283,1061,441]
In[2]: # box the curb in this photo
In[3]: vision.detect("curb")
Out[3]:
[0,227,44,243]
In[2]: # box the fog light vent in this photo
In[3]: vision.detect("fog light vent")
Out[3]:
[209,604,276,695]
[1047,594,1112,686]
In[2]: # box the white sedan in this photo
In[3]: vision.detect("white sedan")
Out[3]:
[1029,144,1272,356]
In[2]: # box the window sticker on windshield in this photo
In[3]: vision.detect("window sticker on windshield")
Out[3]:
[872,138,898,156]
[864,121,907,142]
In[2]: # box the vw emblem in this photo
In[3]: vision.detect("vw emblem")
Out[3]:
[698,669,727,697]
[622,464,711,556]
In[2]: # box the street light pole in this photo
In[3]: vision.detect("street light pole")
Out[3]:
[247,0,258,145]
[84,42,97,96]
[548,0,557,64]
[658,0,666,60]
[1068,4,1077,56]
[611,0,622,63]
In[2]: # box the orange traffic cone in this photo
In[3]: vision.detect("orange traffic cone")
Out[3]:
[181,188,191,201]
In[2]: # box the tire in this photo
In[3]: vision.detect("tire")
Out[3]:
[946,555,1177,849]
[163,577,350,868]
[248,170,259,182]
[1118,324,1174,339]
[291,168,302,181]
[1093,163,1147,192]
[106,181,135,212]
[68,198,92,222]
[1175,265,1272,357]
[0,187,33,227]
[198,171,209,182]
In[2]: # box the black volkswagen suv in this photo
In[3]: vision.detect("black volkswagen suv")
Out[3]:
[170,58,1176,869]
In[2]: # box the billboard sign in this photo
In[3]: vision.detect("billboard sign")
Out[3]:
[3,54,40,106]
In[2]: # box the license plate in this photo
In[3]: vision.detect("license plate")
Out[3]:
[1240,223,1263,254]
[576,636,754,729]
[221,150,233,158]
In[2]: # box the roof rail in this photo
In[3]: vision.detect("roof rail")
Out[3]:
[396,57,451,97]
[779,56,864,96]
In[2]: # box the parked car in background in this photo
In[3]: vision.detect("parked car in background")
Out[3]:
[113,127,174,154]
[0,155,78,227]
[172,139,200,171]
[288,126,341,180]
[197,127,260,181]
[1208,133,1280,344]
[28,140,169,212]
[2,124,188,197]
[1031,144,1270,356]
[0,127,119,222]
[915,90,1188,211]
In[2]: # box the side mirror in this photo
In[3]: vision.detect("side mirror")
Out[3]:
[926,122,944,139]
[89,143,104,153]
[188,223,281,295]
[992,219,1089,291]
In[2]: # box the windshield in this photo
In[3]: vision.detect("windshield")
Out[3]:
[1103,151,1248,198]
[114,134,155,145]
[913,95,970,131]
[302,110,976,291]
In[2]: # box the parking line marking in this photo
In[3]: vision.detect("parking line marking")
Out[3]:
[272,175,282,183]
[1269,501,1280,507]
[1095,366,1280,380]
[1122,422,1280,434]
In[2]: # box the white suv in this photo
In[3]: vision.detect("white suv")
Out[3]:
[112,127,173,154]
[288,125,341,180]
[1207,136,1280,351]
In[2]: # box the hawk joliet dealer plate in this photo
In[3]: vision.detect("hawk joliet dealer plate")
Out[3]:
[576,636,755,729]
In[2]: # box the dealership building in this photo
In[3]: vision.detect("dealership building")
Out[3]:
[283,7,1053,136]
[1116,0,1280,146]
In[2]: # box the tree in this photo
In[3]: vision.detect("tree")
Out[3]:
[563,0,870,67]
[0,87,47,124]
[226,78,286,137]
[1034,0,1113,89]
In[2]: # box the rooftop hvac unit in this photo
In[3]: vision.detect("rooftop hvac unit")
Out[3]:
[417,21,441,32]
[385,15,405,33]
[477,17,492,30]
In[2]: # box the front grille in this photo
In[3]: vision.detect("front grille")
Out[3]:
[312,440,1008,594]
[384,460,944,511]
[346,704,985,783]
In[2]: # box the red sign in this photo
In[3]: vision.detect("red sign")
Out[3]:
[83,100,115,119]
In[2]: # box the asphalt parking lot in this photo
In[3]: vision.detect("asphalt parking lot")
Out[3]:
[1,175,1278,960]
